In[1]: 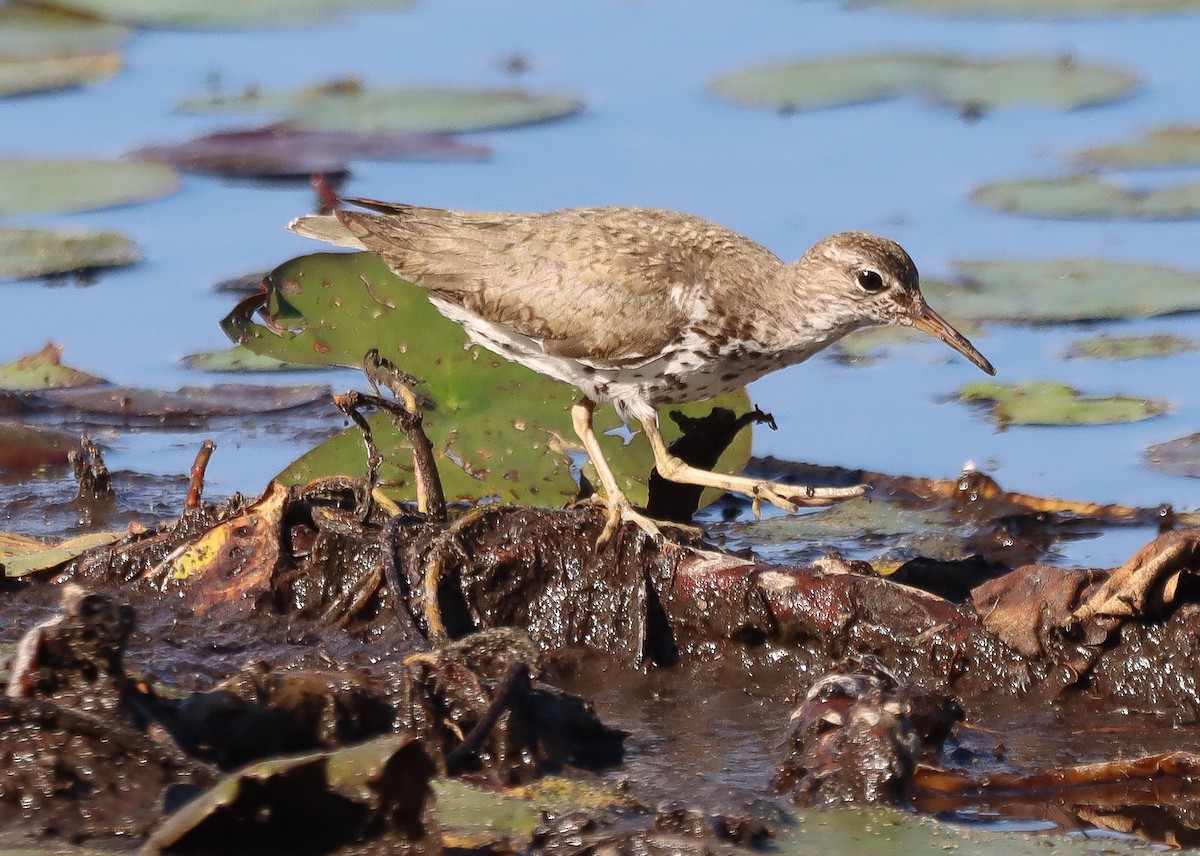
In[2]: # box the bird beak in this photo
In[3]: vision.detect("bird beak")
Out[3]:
[909,303,995,376]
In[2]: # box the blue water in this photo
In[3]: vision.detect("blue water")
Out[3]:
[5,0,1200,565]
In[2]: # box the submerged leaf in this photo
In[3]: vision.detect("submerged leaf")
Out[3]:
[1065,333,1197,361]
[0,422,77,471]
[923,259,1200,322]
[181,81,584,134]
[223,252,751,507]
[0,225,140,280]
[972,175,1200,220]
[710,53,1137,113]
[0,158,179,216]
[0,343,106,392]
[131,124,489,179]
[959,380,1168,426]
[40,383,329,420]
[1146,433,1200,479]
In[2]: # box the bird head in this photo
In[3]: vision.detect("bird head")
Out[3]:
[800,232,995,376]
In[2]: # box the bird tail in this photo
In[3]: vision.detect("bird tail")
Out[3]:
[287,214,366,249]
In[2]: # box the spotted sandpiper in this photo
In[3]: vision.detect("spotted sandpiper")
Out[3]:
[290,200,994,541]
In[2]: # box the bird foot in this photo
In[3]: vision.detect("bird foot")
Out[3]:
[578,495,701,548]
[750,481,868,516]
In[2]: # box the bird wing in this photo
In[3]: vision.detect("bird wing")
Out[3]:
[331,199,733,368]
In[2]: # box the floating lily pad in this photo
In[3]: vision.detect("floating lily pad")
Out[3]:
[222,252,751,508]
[0,343,106,392]
[710,53,1137,113]
[1146,432,1200,479]
[835,323,984,365]
[0,52,122,98]
[959,381,1168,426]
[1076,125,1200,169]
[1066,333,1197,360]
[180,80,584,134]
[181,346,324,372]
[39,383,330,421]
[2,529,126,578]
[0,158,179,216]
[12,0,414,29]
[921,259,1200,323]
[972,175,1200,220]
[0,225,141,280]
[131,124,489,179]
[856,0,1200,17]
[0,5,129,58]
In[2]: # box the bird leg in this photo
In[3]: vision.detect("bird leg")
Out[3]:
[571,398,665,545]
[640,414,866,514]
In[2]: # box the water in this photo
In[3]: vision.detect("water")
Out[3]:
[5,0,1200,566]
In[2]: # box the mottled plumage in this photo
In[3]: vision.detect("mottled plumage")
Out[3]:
[290,199,993,541]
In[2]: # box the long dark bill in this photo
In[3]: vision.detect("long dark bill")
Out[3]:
[910,303,995,376]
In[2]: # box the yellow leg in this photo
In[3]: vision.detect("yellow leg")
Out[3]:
[570,398,664,545]
[640,413,865,515]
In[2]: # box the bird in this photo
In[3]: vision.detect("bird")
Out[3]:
[289,199,994,543]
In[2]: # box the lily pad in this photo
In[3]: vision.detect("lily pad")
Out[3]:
[131,124,490,179]
[0,158,179,216]
[0,52,122,98]
[856,0,1200,17]
[1145,432,1200,479]
[0,343,106,391]
[0,422,77,471]
[181,346,324,372]
[40,383,330,420]
[1076,125,1200,169]
[922,259,1200,323]
[0,225,141,280]
[0,5,129,59]
[222,252,751,508]
[180,80,584,134]
[2,529,127,578]
[971,175,1200,220]
[710,53,1137,113]
[1065,333,1197,360]
[12,0,414,29]
[959,380,1168,426]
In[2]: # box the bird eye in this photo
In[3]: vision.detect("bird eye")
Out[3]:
[856,269,886,293]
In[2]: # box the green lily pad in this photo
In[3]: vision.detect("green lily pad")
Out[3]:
[959,380,1168,426]
[0,343,106,392]
[13,0,414,29]
[0,225,141,280]
[222,252,751,508]
[181,346,325,373]
[180,80,584,134]
[1145,432,1200,479]
[856,0,1200,17]
[710,53,1137,113]
[972,174,1200,220]
[1065,333,1197,360]
[0,159,179,216]
[835,323,984,365]
[2,529,126,578]
[0,5,129,59]
[0,52,122,98]
[1076,125,1200,168]
[923,259,1200,323]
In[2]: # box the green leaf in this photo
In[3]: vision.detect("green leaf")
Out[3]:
[710,53,1137,113]
[0,5,129,59]
[856,0,1200,16]
[0,225,141,280]
[1076,125,1200,168]
[1065,333,1197,361]
[13,0,414,29]
[223,252,752,507]
[180,81,584,134]
[0,158,179,216]
[923,258,1200,322]
[0,53,122,98]
[959,380,1168,426]
[0,343,106,392]
[971,175,1200,220]
[181,346,325,373]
